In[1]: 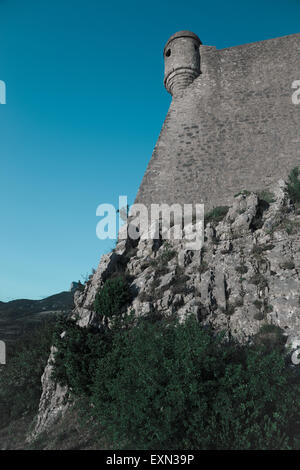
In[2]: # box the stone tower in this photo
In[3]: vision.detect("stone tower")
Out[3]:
[135,31,300,212]
[164,31,202,97]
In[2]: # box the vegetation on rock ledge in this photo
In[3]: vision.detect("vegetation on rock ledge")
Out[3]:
[51,303,300,449]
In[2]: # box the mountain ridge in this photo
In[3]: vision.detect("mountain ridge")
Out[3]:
[0,291,74,344]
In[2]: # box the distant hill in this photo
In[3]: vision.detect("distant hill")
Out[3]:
[0,291,74,344]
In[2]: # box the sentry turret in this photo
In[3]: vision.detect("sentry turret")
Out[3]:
[164,31,202,97]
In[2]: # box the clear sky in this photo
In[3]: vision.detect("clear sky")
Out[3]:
[0,0,299,300]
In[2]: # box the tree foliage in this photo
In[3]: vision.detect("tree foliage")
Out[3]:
[0,319,56,427]
[287,167,300,204]
[52,313,300,450]
[94,275,132,323]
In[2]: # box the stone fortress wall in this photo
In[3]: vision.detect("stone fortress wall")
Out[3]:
[135,31,300,212]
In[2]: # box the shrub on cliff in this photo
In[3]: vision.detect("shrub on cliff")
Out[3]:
[88,316,300,449]
[51,317,112,397]
[205,206,229,226]
[94,275,133,324]
[53,313,300,450]
[288,167,300,204]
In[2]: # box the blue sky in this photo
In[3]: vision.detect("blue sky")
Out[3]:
[0,0,299,300]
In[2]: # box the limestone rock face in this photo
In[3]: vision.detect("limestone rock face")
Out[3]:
[30,348,68,440]
[32,179,300,438]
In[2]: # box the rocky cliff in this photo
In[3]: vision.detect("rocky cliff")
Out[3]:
[32,178,300,438]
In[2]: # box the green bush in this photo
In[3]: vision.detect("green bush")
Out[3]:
[89,316,300,449]
[235,264,248,274]
[234,190,251,198]
[287,167,300,204]
[257,190,275,204]
[51,317,113,397]
[0,319,56,427]
[205,206,229,226]
[160,242,176,264]
[53,314,300,450]
[94,275,132,322]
